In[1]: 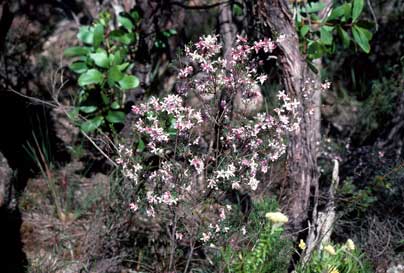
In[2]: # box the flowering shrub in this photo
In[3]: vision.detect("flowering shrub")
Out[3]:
[115,35,300,269]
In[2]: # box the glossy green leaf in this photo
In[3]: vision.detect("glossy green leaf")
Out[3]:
[69,62,88,74]
[352,25,370,53]
[109,50,125,66]
[78,69,104,86]
[117,62,130,71]
[357,26,373,40]
[300,25,310,37]
[111,101,120,110]
[327,5,345,21]
[90,51,109,68]
[118,15,134,31]
[118,75,139,90]
[80,116,103,133]
[137,138,145,152]
[64,47,90,57]
[352,0,364,22]
[320,26,333,45]
[93,24,104,47]
[344,3,352,20]
[338,26,351,48]
[302,2,325,13]
[79,106,98,113]
[108,66,124,82]
[110,29,135,44]
[106,111,125,123]
[130,10,140,22]
[77,26,94,44]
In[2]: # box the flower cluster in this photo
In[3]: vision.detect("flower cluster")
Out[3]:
[116,35,300,245]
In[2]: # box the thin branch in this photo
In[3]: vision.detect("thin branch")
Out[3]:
[7,87,59,108]
[7,84,118,168]
[80,130,118,168]
[366,0,379,31]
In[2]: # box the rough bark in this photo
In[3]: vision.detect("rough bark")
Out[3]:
[218,1,236,60]
[0,152,12,208]
[258,0,321,233]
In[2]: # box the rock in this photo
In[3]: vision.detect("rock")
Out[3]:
[0,152,13,207]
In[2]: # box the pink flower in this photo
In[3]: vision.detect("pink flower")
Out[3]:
[178,66,193,78]
[129,202,138,212]
[131,105,142,114]
[190,157,204,175]
[236,35,248,43]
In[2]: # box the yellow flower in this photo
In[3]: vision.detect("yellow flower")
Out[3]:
[328,266,339,273]
[346,239,355,251]
[324,245,336,255]
[298,239,306,250]
[265,212,288,224]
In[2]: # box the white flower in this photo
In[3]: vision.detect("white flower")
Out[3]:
[265,212,289,224]
[175,232,184,240]
[257,74,268,85]
[216,163,236,180]
[201,232,211,242]
[346,239,355,251]
[324,245,336,255]
[248,177,260,191]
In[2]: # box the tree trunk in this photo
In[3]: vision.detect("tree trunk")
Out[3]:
[258,0,321,233]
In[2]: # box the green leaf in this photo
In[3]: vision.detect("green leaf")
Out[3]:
[327,5,345,21]
[109,49,127,66]
[357,26,373,40]
[67,108,79,121]
[108,66,124,82]
[79,106,98,113]
[352,0,364,22]
[64,47,90,57]
[110,30,135,45]
[78,69,104,86]
[118,75,139,90]
[69,62,88,74]
[352,25,370,53]
[137,138,145,152]
[77,26,94,45]
[338,26,351,48]
[130,10,140,22]
[307,41,324,59]
[90,51,109,68]
[111,101,120,110]
[80,116,103,133]
[344,3,352,20]
[101,91,110,105]
[302,2,325,13]
[118,15,134,31]
[232,4,243,16]
[106,111,125,124]
[320,26,333,45]
[300,25,310,37]
[117,62,130,71]
[93,24,104,47]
